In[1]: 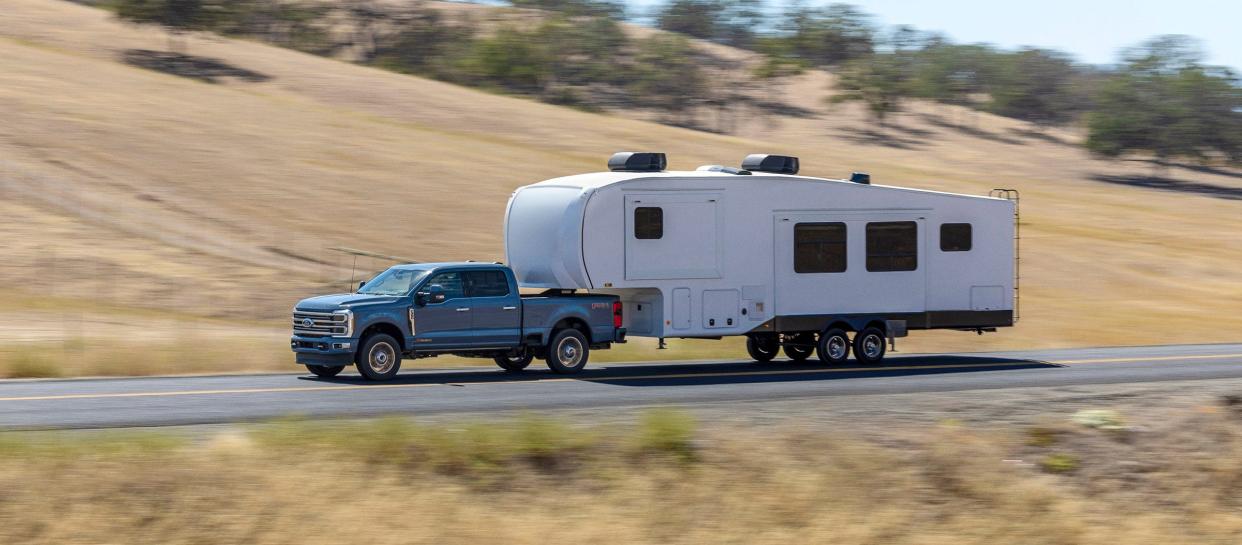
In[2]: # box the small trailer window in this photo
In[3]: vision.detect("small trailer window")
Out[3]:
[634,207,663,239]
[940,223,972,252]
[866,222,918,272]
[794,223,847,273]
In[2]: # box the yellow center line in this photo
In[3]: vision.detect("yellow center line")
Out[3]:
[0,352,1238,403]
[1051,353,1242,365]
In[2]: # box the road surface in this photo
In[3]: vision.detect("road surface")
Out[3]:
[2,343,1241,429]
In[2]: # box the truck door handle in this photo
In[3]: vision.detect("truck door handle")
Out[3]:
[456,307,470,312]
[502,306,517,310]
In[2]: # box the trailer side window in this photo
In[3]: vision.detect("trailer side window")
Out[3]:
[866,222,918,272]
[634,207,663,239]
[940,223,972,252]
[794,222,847,273]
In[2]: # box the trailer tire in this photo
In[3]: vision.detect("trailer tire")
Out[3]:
[356,333,402,381]
[545,329,590,374]
[305,365,345,378]
[783,333,815,362]
[853,327,887,365]
[816,329,851,365]
[746,333,779,362]
[494,350,534,372]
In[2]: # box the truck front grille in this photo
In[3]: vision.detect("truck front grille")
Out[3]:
[293,310,348,337]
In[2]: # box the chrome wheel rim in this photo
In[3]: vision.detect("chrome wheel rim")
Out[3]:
[557,337,584,368]
[863,335,883,359]
[827,337,847,360]
[368,342,396,374]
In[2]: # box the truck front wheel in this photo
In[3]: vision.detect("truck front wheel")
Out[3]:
[356,333,402,381]
[545,329,589,374]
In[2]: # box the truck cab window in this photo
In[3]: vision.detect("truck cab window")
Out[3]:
[866,221,918,272]
[634,207,663,239]
[424,272,464,300]
[940,223,972,252]
[794,222,847,273]
[465,270,510,297]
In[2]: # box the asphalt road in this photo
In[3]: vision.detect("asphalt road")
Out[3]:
[2,343,1242,430]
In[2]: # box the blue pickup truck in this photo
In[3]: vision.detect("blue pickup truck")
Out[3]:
[291,262,625,380]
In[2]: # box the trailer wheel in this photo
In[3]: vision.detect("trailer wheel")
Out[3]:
[356,333,402,381]
[746,333,779,362]
[782,333,815,362]
[494,350,534,372]
[853,327,887,365]
[816,329,851,365]
[305,365,344,378]
[545,329,590,374]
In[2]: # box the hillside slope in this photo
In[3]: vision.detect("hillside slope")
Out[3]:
[1,0,1240,372]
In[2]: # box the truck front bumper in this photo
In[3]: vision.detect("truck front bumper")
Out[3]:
[291,335,355,366]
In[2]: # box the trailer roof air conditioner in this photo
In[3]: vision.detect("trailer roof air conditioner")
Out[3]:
[608,152,667,172]
[850,172,871,184]
[741,154,799,175]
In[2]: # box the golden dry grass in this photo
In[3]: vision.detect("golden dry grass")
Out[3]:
[4,407,1242,544]
[0,0,1240,376]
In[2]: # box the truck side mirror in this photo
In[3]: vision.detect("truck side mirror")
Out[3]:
[358,281,366,291]
[416,285,446,306]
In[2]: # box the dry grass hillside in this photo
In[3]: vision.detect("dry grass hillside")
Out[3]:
[1,0,1240,375]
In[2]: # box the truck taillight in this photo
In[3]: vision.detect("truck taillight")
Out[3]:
[612,300,623,328]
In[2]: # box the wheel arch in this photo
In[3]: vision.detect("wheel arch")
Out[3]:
[359,321,406,350]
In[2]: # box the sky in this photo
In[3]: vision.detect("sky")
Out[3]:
[627,0,1242,70]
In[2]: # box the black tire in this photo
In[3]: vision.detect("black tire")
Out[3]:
[356,333,402,381]
[782,333,815,362]
[493,350,534,372]
[853,327,887,365]
[746,333,779,362]
[545,328,590,374]
[306,365,345,378]
[816,328,851,365]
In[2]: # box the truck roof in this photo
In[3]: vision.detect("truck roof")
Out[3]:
[390,261,505,271]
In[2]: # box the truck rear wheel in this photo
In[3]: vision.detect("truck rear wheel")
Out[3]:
[356,333,402,381]
[816,328,851,366]
[305,365,344,378]
[853,327,887,365]
[746,333,779,362]
[494,350,534,372]
[545,329,590,374]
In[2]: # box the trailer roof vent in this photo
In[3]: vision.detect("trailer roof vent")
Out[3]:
[741,154,799,175]
[608,152,667,172]
[696,165,752,175]
[849,172,871,185]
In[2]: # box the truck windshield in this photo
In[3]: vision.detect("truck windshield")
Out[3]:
[357,268,429,296]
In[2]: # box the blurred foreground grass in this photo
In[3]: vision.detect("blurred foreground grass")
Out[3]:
[4,406,1242,544]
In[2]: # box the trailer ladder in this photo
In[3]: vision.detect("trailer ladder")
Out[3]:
[989,189,1020,323]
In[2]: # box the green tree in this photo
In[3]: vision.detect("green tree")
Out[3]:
[1087,35,1242,166]
[985,48,1084,126]
[113,0,231,52]
[655,0,762,49]
[830,53,912,125]
[629,34,709,126]
[509,0,625,18]
[781,3,874,67]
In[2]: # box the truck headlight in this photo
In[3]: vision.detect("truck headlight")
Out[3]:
[332,309,354,338]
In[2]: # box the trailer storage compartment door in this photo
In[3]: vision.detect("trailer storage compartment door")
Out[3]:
[624,193,722,280]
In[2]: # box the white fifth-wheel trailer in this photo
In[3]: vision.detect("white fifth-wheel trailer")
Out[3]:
[504,152,1018,365]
